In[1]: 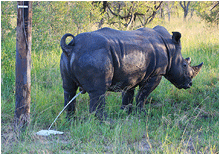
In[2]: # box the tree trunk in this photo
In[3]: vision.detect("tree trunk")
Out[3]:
[166,2,171,22]
[15,1,32,133]
[180,1,190,21]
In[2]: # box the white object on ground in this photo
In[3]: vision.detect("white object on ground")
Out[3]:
[36,91,82,136]
[36,130,64,136]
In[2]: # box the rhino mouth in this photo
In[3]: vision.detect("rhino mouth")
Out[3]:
[168,77,192,89]
[177,81,192,89]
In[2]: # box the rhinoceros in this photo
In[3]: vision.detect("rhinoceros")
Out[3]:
[60,25,203,120]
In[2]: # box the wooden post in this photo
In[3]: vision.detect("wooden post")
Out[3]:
[15,1,32,132]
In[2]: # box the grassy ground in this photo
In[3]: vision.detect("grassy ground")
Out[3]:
[1,17,219,153]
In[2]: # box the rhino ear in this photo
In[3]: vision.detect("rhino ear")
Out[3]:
[172,32,181,44]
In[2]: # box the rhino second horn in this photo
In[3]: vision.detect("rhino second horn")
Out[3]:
[192,62,203,77]
[185,57,191,64]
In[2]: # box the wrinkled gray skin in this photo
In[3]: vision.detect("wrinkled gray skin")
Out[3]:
[60,25,203,120]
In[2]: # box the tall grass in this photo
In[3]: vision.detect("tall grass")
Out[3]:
[1,17,219,153]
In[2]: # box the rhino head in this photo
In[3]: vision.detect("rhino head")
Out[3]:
[165,32,203,89]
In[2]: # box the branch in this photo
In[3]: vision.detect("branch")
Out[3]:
[155,1,163,10]
[126,13,135,29]
[180,1,184,9]
[180,1,190,11]
[144,1,163,25]
[210,1,219,11]
[102,1,108,13]
[137,15,144,26]
[186,1,190,10]
[107,4,130,20]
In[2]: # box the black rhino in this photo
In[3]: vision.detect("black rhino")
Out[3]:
[60,25,203,120]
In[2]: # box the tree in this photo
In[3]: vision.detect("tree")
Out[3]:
[31,1,103,53]
[95,1,163,30]
[15,1,32,133]
[179,1,191,20]
[193,1,219,25]
[158,1,180,22]
[165,1,175,22]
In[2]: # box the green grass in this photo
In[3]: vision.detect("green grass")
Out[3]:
[1,17,219,153]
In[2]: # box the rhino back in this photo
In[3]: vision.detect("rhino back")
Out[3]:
[71,27,169,91]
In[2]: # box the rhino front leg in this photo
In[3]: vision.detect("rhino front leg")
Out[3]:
[89,91,107,121]
[121,88,135,114]
[136,76,162,113]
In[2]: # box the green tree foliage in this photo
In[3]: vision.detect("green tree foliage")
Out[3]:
[1,1,218,71]
[95,1,163,30]
[193,1,219,25]
[32,1,103,53]
[1,1,218,54]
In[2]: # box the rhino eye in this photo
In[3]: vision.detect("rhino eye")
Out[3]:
[183,63,187,68]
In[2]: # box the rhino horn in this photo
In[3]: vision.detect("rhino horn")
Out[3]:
[185,57,191,64]
[192,62,203,78]
[60,33,75,56]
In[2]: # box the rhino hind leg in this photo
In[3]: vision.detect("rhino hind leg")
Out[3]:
[74,49,113,121]
[89,90,107,121]
[121,88,135,114]
[63,82,78,120]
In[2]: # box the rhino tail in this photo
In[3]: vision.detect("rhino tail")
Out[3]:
[60,33,75,57]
